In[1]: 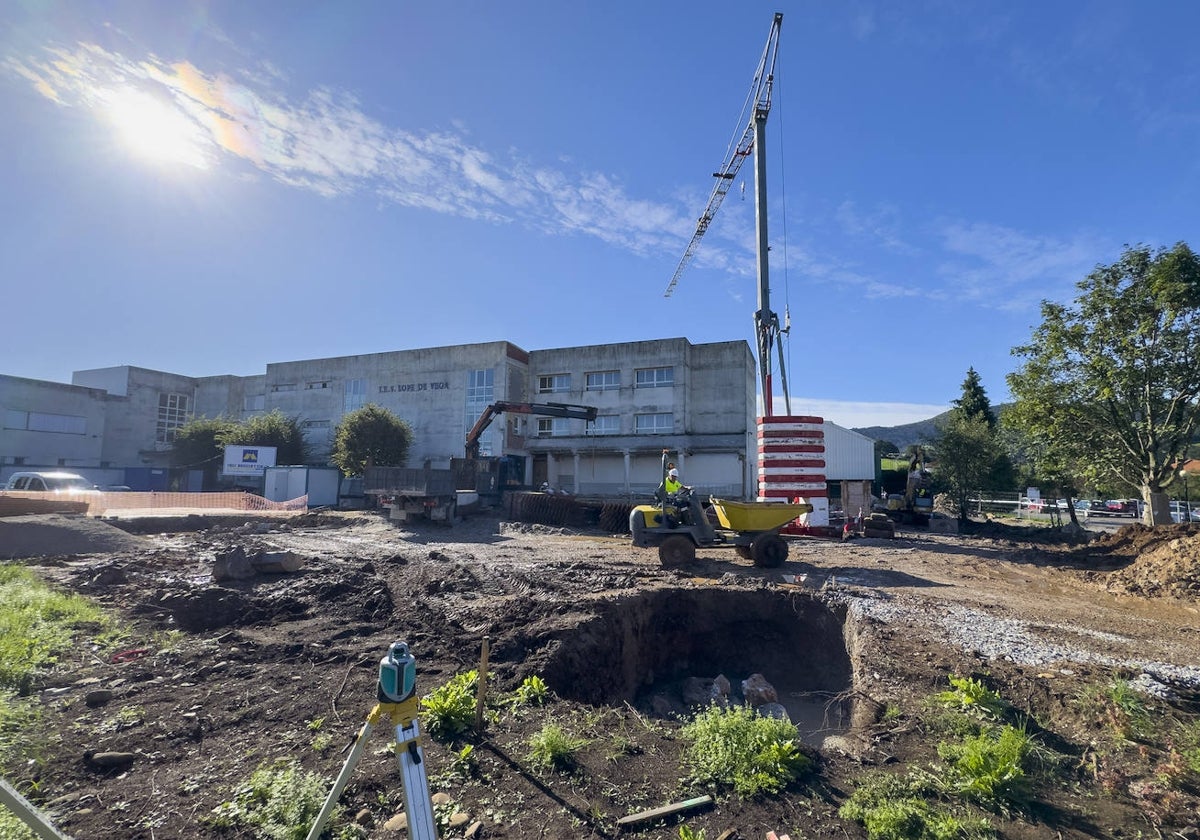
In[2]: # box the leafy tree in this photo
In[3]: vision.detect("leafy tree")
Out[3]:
[932,412,1004,521]
[171,416,237,487]
[331,404,413,476]
[873,439,899,458]
[222,410,309,466]
[1006,243,1200,524]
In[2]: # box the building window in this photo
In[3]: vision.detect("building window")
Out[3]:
[305,381,329,390]
[344,379,367,413]
[156,393,191,443]
[537,417,569,436]
[537,373,570,394]
[634,412,672,434]
[635,367,674,388]
[466,369,495,455]
[4,410,86,435]
[272,383,296,393]
[243,394,265,412]
[302,420,331,429]
[586,370,620,391]
[586,415,620,435]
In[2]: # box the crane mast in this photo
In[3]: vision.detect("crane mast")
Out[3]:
[664,12,790,416]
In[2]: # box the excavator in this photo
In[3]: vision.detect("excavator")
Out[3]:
[878,449,933,526]
[365,400,596,523]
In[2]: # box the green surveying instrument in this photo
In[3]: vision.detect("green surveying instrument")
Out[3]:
[305,641,436,840]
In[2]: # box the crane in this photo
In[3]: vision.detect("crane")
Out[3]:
[664,12,791,417]
[464,401,597,461]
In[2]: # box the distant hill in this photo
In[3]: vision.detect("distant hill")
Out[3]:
[852,404,1011,452]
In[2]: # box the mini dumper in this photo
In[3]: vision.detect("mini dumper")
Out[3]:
[630,453,812,568]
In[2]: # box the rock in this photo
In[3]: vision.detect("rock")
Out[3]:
[711,674,731,704]
[682,677,714,708]
[212,546,255,581]
[249,550,304,574]
[756,702,790,721]
[383,812,407,831]
[85,751,137,769]
[741,673,778,707]
[84,689,114,707]
[449,812,471,828]
[355,808,373,825]
[464,821,483,838]
[430,792,452,806]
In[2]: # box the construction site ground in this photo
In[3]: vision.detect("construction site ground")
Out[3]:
[3,509,1200,839]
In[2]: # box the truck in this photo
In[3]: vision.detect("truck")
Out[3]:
[364,401,597,523]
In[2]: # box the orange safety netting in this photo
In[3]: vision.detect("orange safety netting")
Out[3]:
[0,490,309,517]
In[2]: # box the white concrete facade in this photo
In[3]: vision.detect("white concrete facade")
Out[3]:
[2,338,759,498]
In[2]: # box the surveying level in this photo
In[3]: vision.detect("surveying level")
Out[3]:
[305,641,436,840]
[378,641,416,703]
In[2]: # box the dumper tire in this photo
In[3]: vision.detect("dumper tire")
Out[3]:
[750,532,788,568]
[658,535,696,568]
[734,546,753,560]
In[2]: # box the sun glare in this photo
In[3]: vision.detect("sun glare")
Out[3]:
[104,87,211,170]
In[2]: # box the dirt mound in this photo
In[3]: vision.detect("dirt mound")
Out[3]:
[1104,526,1200,598]
[0,514,147,559]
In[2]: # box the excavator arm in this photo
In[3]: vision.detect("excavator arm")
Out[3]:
[464,401,598,460]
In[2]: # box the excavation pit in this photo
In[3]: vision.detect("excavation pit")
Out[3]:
[541,587,857,747]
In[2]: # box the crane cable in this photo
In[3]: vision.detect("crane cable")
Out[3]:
[773,58,793,398]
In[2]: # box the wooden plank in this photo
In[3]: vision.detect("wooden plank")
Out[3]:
[616,795,712,827]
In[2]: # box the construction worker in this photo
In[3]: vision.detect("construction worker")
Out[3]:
[665,468,684,496]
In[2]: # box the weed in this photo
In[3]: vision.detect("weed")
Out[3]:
[99,704,145,733]
[420,670,477,741]
[681,704,811,798]
[936,723,1037,810]
[937,675,1006,721]
[678,825,706,840]
[511,674,550,708]
[527,721,588,771]
[1173,718,1200,774]
[307,716,326,731]
[206,758,338,839]
[839,771,996,840]
[311,732,335,753]
[449,743,478,779]
[882,703,903,722]
[0,808,38,840]
[606,733,643,762]
[1076,679,1150,742]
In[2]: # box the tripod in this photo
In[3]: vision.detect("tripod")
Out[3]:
[305,642,436,840]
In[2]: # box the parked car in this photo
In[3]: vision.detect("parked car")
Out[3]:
[1168,501,1198,523]
[1104,499,1137,515]
[3,471,98,493]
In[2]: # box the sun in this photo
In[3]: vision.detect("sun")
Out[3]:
[103,87,211,170]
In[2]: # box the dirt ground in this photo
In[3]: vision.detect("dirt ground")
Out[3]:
[4,509,1200,839]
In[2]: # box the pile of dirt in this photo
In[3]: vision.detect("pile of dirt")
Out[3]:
[1104,526,1200,598]
[0,514,147,559]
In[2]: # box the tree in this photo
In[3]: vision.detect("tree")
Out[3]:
[223,410,309,466]
[1006,242,1200,525]
[932,413,1005,521]
[331,404,413,476]
[953,367,997,431]
[873,439,900,459]
[172,416,237,487]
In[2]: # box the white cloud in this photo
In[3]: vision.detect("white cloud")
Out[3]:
[6,40,698,262]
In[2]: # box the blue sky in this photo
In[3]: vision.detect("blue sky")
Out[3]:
[3,2,1197,429]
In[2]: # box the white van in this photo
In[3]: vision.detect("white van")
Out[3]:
[4,471,98,493]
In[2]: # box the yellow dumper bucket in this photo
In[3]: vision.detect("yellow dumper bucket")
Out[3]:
[710,498,812,532]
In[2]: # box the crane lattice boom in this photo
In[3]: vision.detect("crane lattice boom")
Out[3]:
[664,12,783,297]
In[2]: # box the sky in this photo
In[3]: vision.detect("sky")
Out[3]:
[2,1,1198,429]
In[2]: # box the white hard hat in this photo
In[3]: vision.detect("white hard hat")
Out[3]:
[668,469,678,478]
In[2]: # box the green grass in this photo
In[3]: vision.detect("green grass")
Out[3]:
[420,669,478,741]
[839,771,996,840]
[527,721,588,771]
[681,705,811,798]
[1076,678,1152,742]
[0,564,112,778]
[0,564,108,694]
